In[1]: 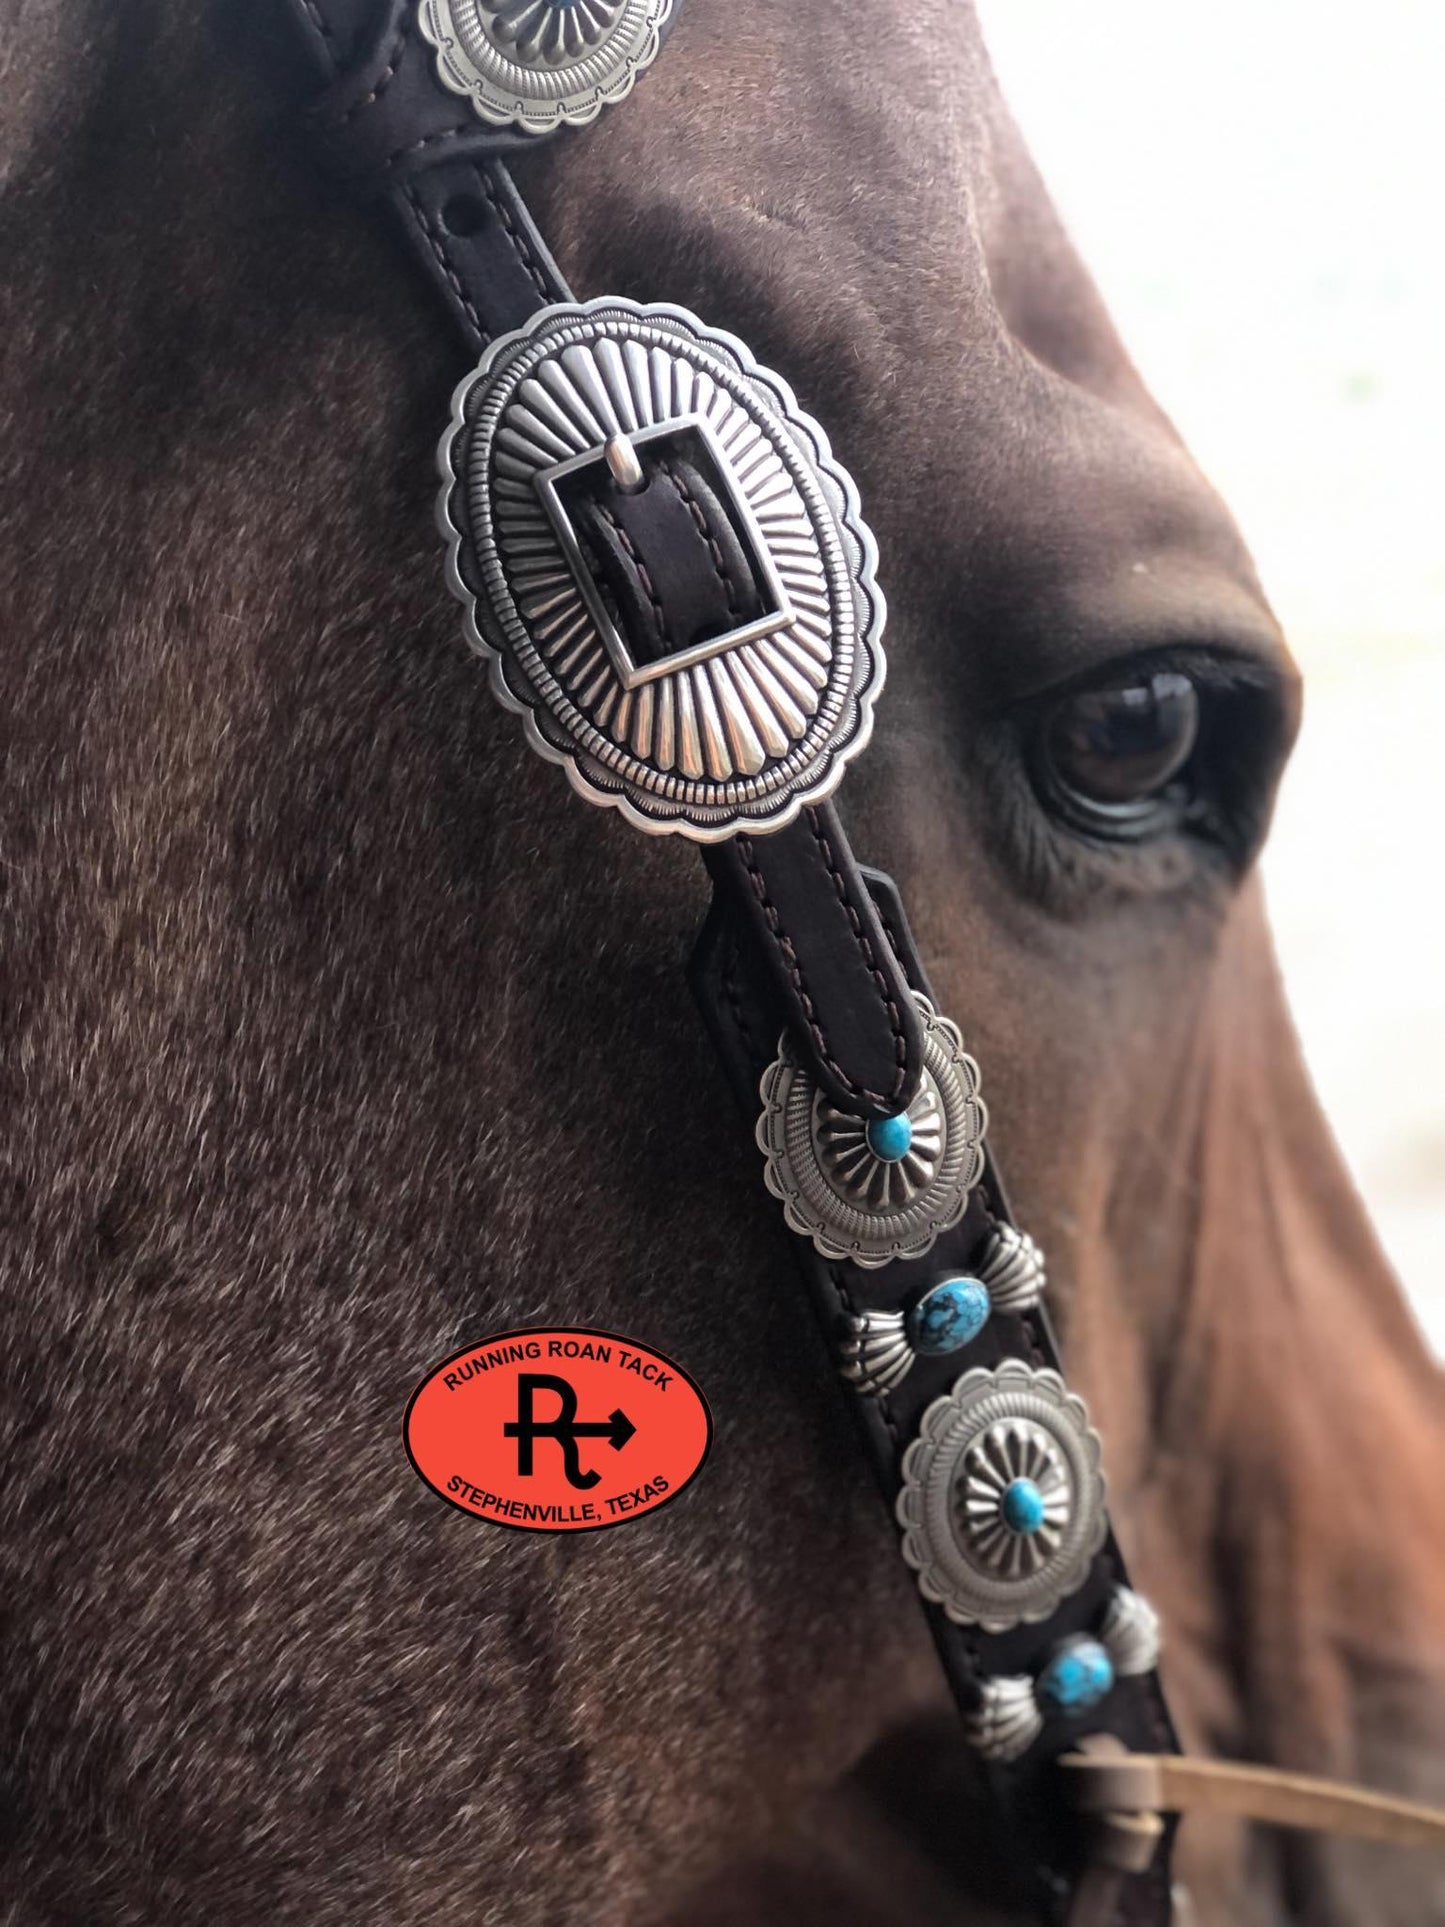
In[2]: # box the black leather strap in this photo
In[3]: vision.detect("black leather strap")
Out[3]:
[569,459,926,1119]
[281,0,928,1122]
[703,808,925,1121]
[304,0,537,181]
[570,453,766,668]
[387,157,569,352]
[287,0,571,350]
[274,7,1178,1916]
[690,872,1180,1924]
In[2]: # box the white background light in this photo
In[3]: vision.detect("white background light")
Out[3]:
[979,0,1445,1347]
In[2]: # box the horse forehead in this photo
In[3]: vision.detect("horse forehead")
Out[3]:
[524,0,999,338]
[527,0,1271,657]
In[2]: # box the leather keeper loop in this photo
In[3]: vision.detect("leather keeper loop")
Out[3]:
[569,455,766,668]
[304,0,540,191]
[283,2,571,350]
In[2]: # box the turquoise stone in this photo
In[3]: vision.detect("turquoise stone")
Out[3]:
[1001,1476,1047,1535]
[908,1277,990,1355]
[1038,1639,1115,1715]
[865,1110,914,1161]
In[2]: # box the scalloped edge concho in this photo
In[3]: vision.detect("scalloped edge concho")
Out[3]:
[419,0,676,136]
[437,299,886,839]
[755,996,987,1266]
[895,1362,1108,1632]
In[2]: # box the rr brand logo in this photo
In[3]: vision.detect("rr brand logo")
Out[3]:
[503,1374,636,1487]
[403,1327,711,1533]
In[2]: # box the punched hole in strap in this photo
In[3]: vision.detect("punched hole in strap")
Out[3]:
[440,193,490,238]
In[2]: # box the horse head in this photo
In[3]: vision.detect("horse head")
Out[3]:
[1,1,1440,1921]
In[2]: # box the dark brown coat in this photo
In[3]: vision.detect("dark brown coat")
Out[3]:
[2,3,1440,1921]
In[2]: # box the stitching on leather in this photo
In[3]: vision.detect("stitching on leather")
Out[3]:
[877,907,925,996]
[292,6,1155,1873]
[477,166,554,304]
[401,165,553,347]
[735,833,895,1109]
[656,459,742,621]
[317,15,409,127]
[851,946,1060,1712]
[592,503,671,650]
[805,808,909,1104]
[401,184,486,344]
[377,124,487,170]
[303,23,554,316]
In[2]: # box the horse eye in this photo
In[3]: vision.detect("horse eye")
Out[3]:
[1041,670,1200,813]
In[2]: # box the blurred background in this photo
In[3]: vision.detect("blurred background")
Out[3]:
[978,0,1444,1348]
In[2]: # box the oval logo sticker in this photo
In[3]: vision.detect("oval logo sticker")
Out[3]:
[404,1326,712,1533]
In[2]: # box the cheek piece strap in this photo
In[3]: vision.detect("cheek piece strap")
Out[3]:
[270,4,1445,1921]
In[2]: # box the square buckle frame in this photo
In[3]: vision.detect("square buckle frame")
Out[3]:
[532,412,797,692]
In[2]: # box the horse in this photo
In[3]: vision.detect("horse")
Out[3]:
[2,1,1440,1921]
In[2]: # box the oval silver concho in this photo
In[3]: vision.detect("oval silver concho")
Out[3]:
[756,997,986,1267]
[420,0,675,135]
[895,1362,1107,1632]
[438,300,886,839]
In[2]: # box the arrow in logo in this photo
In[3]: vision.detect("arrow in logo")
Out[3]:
[567,1408,636,1451]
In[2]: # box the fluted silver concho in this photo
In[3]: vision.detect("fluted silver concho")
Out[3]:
[756,997,986,1267]
[896,1362,1107,1632]
[420,0,674,134]
[438,300,886,838]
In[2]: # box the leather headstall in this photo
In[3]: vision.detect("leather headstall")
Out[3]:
[268,3,1445,1921]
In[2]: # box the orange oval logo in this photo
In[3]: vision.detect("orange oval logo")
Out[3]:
[403,1326,712,1533]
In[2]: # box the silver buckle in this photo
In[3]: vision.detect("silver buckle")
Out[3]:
[438,298,887,840]
[535,412,797,692]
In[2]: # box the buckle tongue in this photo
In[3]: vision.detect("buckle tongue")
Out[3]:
[438,298,886,840]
